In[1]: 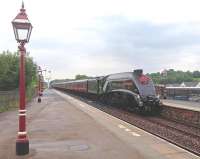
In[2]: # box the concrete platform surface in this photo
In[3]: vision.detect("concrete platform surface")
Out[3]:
[0,89,199,159]
[163,99,200,112]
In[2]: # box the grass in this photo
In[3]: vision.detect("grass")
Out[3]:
[194,78,200,82]
[0,91,18,112]
[0,86,37,113]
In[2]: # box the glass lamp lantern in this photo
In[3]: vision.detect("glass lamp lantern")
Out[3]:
[38,66,42,75]
[12,2,32,43]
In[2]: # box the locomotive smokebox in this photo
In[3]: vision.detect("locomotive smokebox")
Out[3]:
[133,69,143,75]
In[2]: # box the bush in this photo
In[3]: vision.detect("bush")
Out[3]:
[0,50,37,91]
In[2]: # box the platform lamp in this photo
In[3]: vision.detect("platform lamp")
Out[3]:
[41,69,46,95]
[12,1,33,156]
[46,70,52,88]
[37,66,42,103]
[38,67,46,99]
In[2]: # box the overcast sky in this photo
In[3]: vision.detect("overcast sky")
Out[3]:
[0,0,200,79]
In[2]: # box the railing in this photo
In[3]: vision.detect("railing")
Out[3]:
[0,90,19,112]
[0,87,37,112]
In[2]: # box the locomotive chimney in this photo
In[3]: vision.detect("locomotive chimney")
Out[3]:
[133,69,143,75]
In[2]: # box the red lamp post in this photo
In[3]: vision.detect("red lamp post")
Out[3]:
[37,67,46,102]
[37,66,42,103]
[41,75,44,95]
[12,2,32,156]
[41,70,46,95]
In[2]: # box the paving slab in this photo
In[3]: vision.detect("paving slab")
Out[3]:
[0,89,199,159]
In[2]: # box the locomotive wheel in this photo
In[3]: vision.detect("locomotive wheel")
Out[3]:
[151,105,162,116]
[100,94,109,105]
[138,106,151,116]
[110,93,121,106]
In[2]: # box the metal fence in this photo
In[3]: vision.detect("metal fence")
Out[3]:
[0,87,38,112]
[0,90,19,112]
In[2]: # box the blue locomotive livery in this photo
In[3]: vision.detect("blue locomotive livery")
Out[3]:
[52,69,161,114]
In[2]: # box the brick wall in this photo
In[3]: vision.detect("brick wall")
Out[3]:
[161,105,200,127]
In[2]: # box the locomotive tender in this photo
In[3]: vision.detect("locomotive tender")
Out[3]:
[52,69,160,113]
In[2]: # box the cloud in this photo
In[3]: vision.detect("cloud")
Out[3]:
[80,16,200,73]
[31,16,200,78]
[1,1,200,79]
[92,16,200,49]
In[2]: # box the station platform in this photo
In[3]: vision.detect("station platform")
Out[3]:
[162,99,200,112]
[0,89,199,159]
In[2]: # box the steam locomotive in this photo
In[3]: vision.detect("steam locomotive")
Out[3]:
[52,69,161,114]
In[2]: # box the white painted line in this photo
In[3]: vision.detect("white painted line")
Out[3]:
[88,109,95,113]
[125,128,131,132]
[79,104,85,107]
[130,131,141,137]
[118,124,126,129]
[67,97,73,100]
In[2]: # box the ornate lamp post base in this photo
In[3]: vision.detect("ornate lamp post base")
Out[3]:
[16,140,29,155]
[38,97,41,103]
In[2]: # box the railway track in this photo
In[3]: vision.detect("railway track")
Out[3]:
[61,91,200,157]
[145,116,200,155]
[146,117,200,138]
[96,103,200,156]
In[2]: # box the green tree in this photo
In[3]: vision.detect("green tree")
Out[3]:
[148,69,198,84]
[0,50,37,91]
[75,74,90,80]
[193,71,200,78]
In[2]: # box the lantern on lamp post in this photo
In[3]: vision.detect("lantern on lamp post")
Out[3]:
[12,1,32,156]
[12,2,32,43]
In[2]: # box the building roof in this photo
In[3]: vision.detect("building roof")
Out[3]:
[166,82,200,88]
[181,82,199,87]
[166,84,180,87]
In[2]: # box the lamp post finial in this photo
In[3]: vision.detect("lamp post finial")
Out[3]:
[20,1,25,12]
[22,1,24,9]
